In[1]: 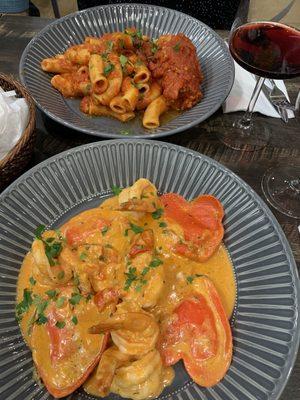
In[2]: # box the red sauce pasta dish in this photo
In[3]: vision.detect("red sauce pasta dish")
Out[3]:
[40,29,203,129]
[16,179,235,399]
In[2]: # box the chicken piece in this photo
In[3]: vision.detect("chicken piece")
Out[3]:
[89,310,159,356]
[118,178,159,212]
[148,34,203,110]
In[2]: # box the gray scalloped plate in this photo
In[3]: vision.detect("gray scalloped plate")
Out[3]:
[19,3,234,139]
[0,139,299,400]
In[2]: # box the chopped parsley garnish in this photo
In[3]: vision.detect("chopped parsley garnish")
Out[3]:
[135,281,147,291]
[112,185,123,196]
[186,274,205,284]
[45,289,58,299]
[45,241,63,266]
[16,291,49,327]
[56,297,66,308]
[159,221,167,228]
[119,54,128,68]
[141,266,150,276]
[152,208,163,219]
[33,295,49,325]
[29,276,36,286]
[106,40,114,51]
[124,266,138,291]
[72,316,78,325]
[16,288,33,321]
[36,314,48,325]
[35,225,65,266]
[35,224,45,239]
[79,252,87,261]
[136,30,143,39]
[130,223,144,234]
[86,293,93,302]
[151,41,158,54]
[125,222,144,236]
[104,63,115,76]
[69,293,82,306]
[35,226,64,266]
[149,258,163,268]
[120,130,130,135]
[173,42,181,52]
[55,229,66,243]
[58,270,65,280]
[124,257,163,292]
[55,321,66,329]
[101,226,109,236]
[135,60,144,67]
[73,274,80,286]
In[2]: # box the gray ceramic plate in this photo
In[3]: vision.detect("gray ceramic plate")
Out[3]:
[0,140,299,400]
[19,4,234,139]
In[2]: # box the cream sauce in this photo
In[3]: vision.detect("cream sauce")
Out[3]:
[16,188,236,399]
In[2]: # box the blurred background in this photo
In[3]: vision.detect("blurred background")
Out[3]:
[1,0,299,29]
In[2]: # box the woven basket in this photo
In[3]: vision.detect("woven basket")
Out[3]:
[0,73,36,191]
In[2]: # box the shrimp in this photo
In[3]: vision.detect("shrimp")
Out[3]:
[122,252,165,309]
[83,346,130,397]
[118,179,159,213]
[93,288,119,314]
[111,350,174,400]
[129,229,154,257]
[89,311,159,356]
[31,238,71,285]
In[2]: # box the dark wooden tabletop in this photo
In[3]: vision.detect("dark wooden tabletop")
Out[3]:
[0,14,299,400]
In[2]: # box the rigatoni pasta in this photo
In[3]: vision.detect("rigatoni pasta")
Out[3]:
[40,28,203,130]
[143,95,168,129]
[89,54,108,94]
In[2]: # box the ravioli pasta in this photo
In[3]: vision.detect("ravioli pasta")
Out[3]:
[16,179,235,399]
[40,28,203,130]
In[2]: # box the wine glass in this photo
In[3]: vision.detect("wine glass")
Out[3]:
[216,5,300,151]
[216,2,300,218]
[261,162,300,219]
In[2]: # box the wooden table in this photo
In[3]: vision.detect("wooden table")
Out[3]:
[0,14,299,400]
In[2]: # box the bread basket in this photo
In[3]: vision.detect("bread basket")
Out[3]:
[0,73,36,191]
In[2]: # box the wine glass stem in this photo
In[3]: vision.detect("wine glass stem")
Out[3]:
[236,77,265,129]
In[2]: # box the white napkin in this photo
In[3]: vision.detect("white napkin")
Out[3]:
[223,57,295,119]
[0,87,29,161]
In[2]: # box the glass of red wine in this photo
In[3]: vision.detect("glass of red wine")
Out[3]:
[216,5,300,219]
[217,19,300,151]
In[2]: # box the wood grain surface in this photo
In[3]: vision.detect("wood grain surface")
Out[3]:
[0,14,299,400]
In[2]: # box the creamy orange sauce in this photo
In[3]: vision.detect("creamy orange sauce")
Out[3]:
[16,180,236,399]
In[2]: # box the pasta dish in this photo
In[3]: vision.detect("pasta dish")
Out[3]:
[40,29,203,129]
[16,179,235,398]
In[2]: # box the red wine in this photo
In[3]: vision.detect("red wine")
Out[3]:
[230,22,300,79]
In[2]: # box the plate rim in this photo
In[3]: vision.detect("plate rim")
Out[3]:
[18,2,235,139]
[0,138,299,400]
